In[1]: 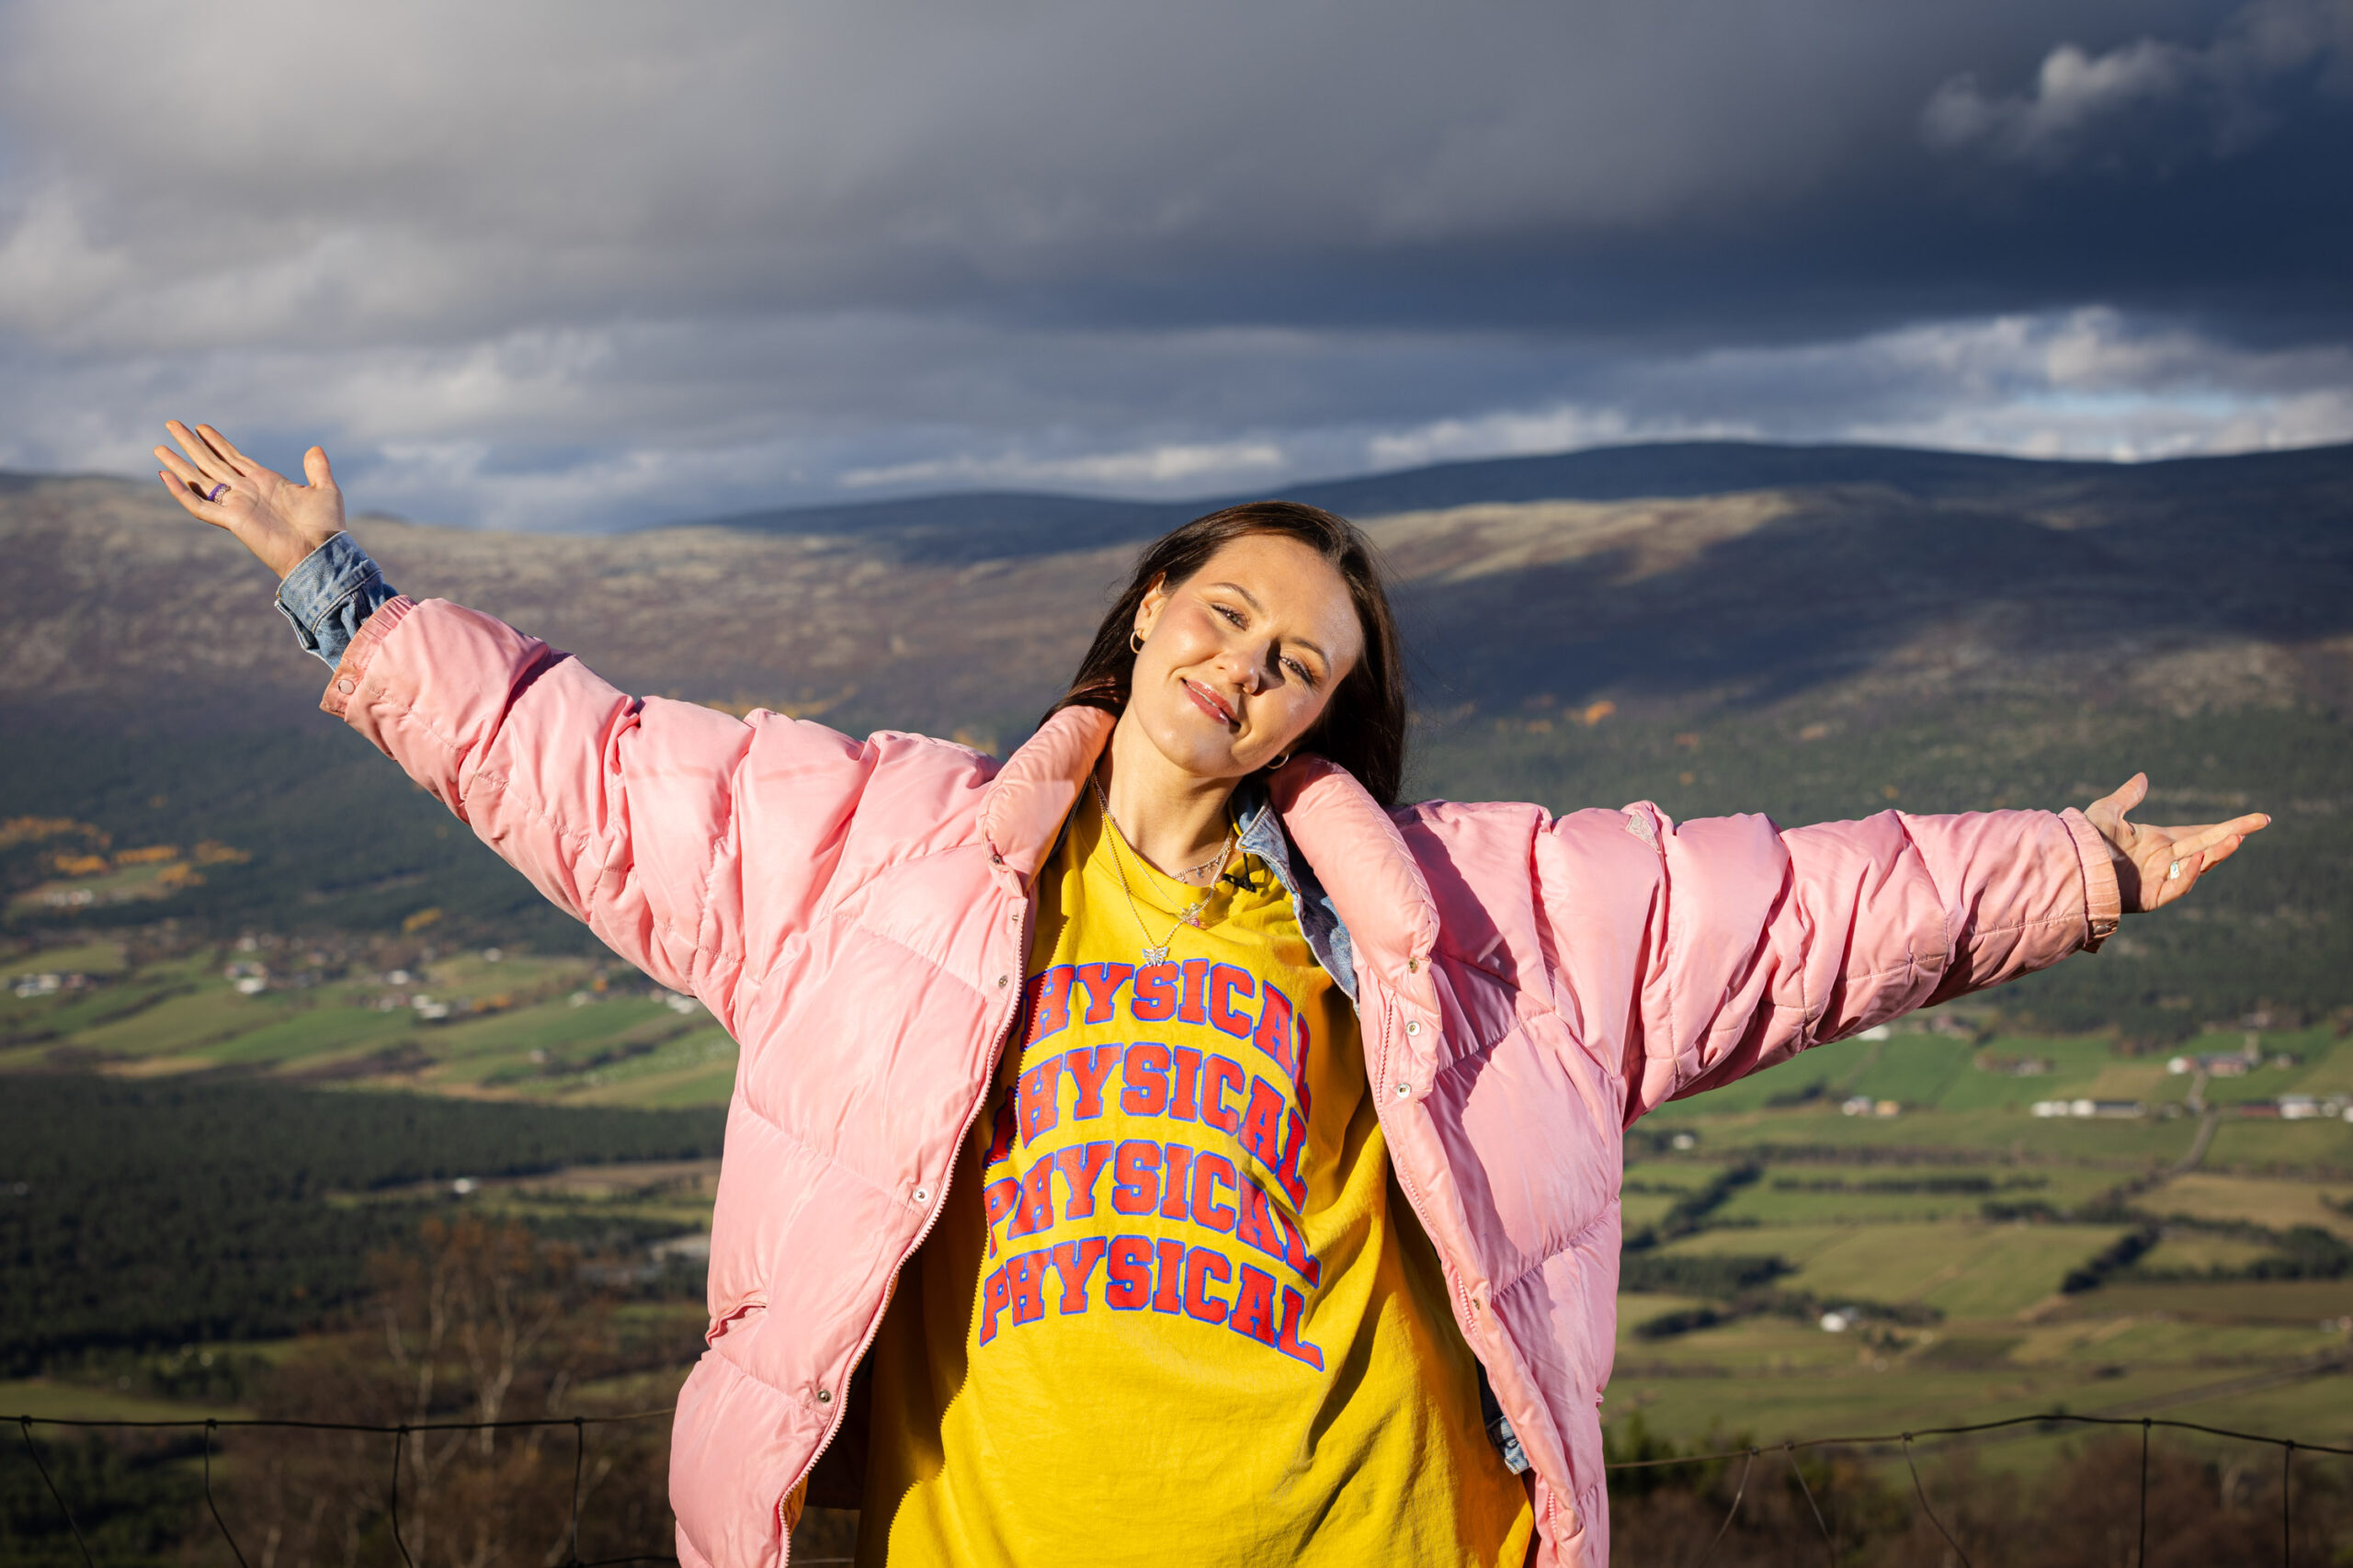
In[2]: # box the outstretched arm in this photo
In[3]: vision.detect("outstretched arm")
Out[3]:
[1620,780,2267,1117]
[155,422,883,1038]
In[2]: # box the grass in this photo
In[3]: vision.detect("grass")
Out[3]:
[3,939,129,979]
[2134,1233,2281,1272]
[198,1005,416,1067]
[1715,1169,2116,1227]
[64,984,277,1059]
[1614,1293,1709,1335]
[1836,1040,1979,1108]
[1605,1033,2353,1456]
[364,1156,723,1236]
[2143,1173,2353,1239]
[2203,1119,2353,1176]
[0,1377,251,1424]
[2057,1279,2353,1323]
[6,913,2349,1466]
[1621,1161,1714,1192]
[1620,1191,1682,1230]
[1928,1037,2131,1111]
[0,941,740,1108]
[1656,1221,2131,1316]
[2296,1038,2353,1096]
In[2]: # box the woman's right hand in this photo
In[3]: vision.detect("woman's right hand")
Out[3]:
[156,421,348,580]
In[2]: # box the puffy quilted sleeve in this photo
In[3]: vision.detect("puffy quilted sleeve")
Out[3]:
[1598,802,2121,1121]
[318,596,880,1035]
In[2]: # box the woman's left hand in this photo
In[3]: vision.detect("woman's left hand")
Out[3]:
[2083,773,2269,914]
[155,420,347,580]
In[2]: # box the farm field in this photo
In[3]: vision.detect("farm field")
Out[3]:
[1656,1220,2137,1317]
[2146,1173,2353,1239]
[1602,1025,2353,1459]
[2,936,740,1108]
[0,1378,252,1425]
[5,926,2350,1467]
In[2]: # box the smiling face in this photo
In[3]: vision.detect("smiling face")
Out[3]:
[1124,532,1367,783]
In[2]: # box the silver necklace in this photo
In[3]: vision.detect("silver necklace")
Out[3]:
[1090,778,1235,965]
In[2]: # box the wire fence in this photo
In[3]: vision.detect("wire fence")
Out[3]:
[16,1407,679,1568]
[14,1404,2353,1567]
[1608,1411,2353,1568]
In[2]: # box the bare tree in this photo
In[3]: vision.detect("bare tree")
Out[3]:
[212,1216,675,1568]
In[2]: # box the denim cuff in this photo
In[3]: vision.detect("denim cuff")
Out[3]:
[274,532,399,668]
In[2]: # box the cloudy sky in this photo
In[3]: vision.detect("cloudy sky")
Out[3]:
[2,0,2348,530]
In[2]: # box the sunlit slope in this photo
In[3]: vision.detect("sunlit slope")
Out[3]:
[6,440,2349,1031]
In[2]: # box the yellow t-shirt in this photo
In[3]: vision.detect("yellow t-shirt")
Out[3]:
[860,791,1533,1566]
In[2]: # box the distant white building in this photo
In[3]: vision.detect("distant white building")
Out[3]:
[2031,1099,2146,1119]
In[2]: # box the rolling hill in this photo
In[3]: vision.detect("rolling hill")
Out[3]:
[3,439,2349,1035]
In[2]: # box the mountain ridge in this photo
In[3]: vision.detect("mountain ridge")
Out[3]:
[655,438,2353,562]
[5,439,2350,736]
[5,438,2348,1032]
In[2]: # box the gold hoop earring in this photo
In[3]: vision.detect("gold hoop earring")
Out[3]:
[1130,631,1145,653]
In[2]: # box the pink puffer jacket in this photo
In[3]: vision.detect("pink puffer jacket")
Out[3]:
[323,594,2121,1567]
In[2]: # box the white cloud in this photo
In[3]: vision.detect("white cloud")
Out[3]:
[1795,309,2353,459]
[1922,0,2353,167]
[0,1,2345,529]
[840,440,1287,494]
[1364,407,1756,472]
[0,0,2167,355]
[6,302,2345,531]
[1343,309,2353,480]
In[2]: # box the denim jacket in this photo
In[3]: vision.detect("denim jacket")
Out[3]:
[275,532,402,668]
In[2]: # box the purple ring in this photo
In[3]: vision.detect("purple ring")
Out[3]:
[207,483,228,502]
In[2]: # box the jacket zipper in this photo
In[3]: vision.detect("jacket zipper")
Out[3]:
[775,888,1034,1563]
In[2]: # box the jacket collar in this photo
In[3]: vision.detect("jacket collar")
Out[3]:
[1268,756,1443,1030]
[977,705,1114,883]
[979,710,1441,1030]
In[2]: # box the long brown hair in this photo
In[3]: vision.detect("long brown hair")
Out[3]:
[1046,501,1409,806]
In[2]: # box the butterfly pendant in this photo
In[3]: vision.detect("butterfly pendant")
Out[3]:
[1140,945,1170,966]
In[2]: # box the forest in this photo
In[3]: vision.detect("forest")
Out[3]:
[0,1075,722,1372]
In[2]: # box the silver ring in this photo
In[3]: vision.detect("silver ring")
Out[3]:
[2166,859,2183,881]
[206,482,229,502]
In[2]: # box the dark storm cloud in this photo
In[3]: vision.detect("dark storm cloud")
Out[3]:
[0,0,2346,528]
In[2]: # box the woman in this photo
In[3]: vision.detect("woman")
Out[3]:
[159,420,2265,1568]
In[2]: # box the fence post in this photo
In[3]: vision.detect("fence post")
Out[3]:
[1901,1432,1972,1568]
[2281,1438,2294,1568]
[1688,1447,1755,1568]
[1781,1443,1837,1567]
[203,1417,252,1568]
[571,1415,587,1568]
[17,1415,93,1568]
[390,1424,417,1568]
[2138,1417,2151,1568]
